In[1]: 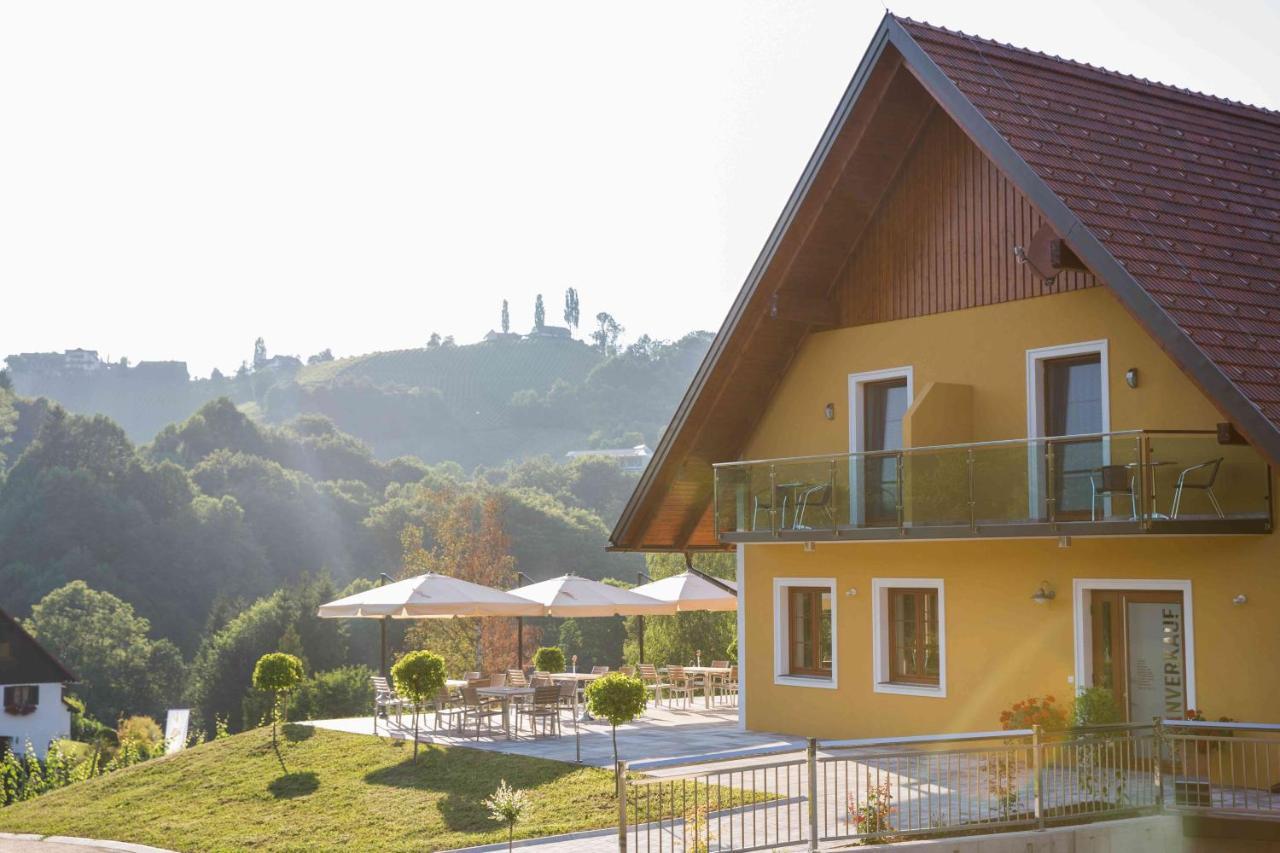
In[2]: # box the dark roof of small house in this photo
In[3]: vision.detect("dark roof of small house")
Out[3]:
[608,14,1280,552]
[0,607,77,685]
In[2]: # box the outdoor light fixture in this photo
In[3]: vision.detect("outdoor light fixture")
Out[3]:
[1057,535,1071,549]
[845,588,857,597]
[1125,368,1140,389]
[803,541,815,552]
[1031,581,1056,604]
[824,402,835,420]
[1233,594,1248,606]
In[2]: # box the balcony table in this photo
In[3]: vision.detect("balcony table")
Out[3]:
[475,686,535,739]
[1125,459,1178,519]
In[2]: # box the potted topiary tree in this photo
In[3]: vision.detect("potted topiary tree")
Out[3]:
[585,672,647,775]
[532,646,566,674]
[253,652,304,750]
[391,650,446,761]
[484,778,530,852]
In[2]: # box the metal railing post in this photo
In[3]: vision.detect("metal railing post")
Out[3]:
[617,760,628,852]
[1153,717,1165,811]
[1045,443,1057,525]
[966,447,977,532]
[1033,724,1045,831]
[807,737,820,851]
[895,453,906,534]
[769,464,779,536]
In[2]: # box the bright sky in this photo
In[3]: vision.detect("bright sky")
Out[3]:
[3,1,1277,377]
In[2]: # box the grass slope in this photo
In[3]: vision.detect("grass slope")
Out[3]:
[0,725,626,852]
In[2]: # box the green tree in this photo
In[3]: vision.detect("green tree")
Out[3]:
[585,673,647,770]
[252,652,303,748]
[391,650,445,760]
[591,312,624,355]
[253,338,268,370]
[25,581,185,723]
[485,779,530,852]
[563,288,580,330]
[501,299,511,334]
[533,294,546,330]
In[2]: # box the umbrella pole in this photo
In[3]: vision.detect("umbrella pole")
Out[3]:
[517,616,524,669]
[380,616,388,679]
[638,615,644,665]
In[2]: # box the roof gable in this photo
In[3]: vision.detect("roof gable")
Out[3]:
[0,607,76,685]
[610,14,1280,552]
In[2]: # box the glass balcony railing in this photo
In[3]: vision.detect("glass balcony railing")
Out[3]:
[713,430,1272,541]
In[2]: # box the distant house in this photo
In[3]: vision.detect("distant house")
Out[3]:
[527,325,572,340]
[0,608,76,758]
[483,330,521,343]
[566,444,652,473]
[62,348,103,371]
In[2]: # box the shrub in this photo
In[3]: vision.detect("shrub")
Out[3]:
[391,651,446,760]
[118,716,165,758]
[532,646,566,674]
[585,672,647,770]
[1072,687,1123,727]
[252,652,304,748]
[998,695,1067,732]
[485,778,530,852]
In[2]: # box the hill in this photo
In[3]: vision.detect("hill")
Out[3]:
[0,725,625,852]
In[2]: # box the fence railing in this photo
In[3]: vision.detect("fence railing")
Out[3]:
[618,719,1280,852]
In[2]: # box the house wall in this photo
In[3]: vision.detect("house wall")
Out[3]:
[737,284,1280,738]
[0,682,70,758]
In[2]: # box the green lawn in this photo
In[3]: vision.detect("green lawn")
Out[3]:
[0,725,675,852]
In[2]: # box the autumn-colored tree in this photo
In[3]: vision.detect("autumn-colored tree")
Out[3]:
[400,486,538,674]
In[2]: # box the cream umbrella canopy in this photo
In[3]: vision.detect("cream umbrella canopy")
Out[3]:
[632,571,738,612]
[317,572,544,675]
[508,574,676,617]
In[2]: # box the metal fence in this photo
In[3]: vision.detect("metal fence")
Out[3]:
[618,719,1280,852]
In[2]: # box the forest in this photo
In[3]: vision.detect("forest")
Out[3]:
[0,326,735,739]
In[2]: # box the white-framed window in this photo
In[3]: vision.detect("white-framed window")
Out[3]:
[872,578,946,698]
[773,577,838,689]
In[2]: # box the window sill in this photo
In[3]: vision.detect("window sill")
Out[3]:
[874,681,945,698]
[775,674,838,690]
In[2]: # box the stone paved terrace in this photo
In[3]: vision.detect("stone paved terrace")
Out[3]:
[307,704,801,768]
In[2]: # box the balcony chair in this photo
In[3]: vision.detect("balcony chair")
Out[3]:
[1089,464,1137,521]
[795,469,837,530]
[752,491,789,532]
[515,685,562,738]
[1171,457,1225,519]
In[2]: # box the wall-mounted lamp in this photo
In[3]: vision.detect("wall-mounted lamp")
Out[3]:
[803,541,815,553]
[824,402,835,421]
[1057,536,1071,549]
[1031,580,1056,604]
[845,588,857,597]
[1125,368,1140,389]
[1233,594,1248,606]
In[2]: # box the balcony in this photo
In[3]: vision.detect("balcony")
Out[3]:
[713,430,1272,543]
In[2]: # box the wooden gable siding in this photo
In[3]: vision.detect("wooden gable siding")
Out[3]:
[837,110,1097,326]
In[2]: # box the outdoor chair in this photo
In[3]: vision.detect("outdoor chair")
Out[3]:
[515,685,562,738]
[506,669,528,688]
[371,676,411,731]
[638,664,666,707]
[715,666,739,705]
[1089,464,1137,521]
[619,665,636,678]
[531,671,552,686]
[1171,457,1225,519]
[463,671,482,682]
[664,665,694,708]
[555,680,578,716]
[459,686,503,739]
[794,468,837,530]
[489,672,507,687]
[708,661,731,704]
[432,687,465,733]
[752,490,788,532]
[590,665,610,675]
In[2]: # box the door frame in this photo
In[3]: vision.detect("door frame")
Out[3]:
[848,366,913,526]
[1025,340,1111,519]
[1072,578,1196,714]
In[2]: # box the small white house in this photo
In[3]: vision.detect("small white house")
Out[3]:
[0,608,76,758]
[565,444,654,473]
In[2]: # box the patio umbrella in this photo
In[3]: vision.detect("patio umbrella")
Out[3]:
[630,570,738,663]
[317,572,543,675]
[508,574,677,618]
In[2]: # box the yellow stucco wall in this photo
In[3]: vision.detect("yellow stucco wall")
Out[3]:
[737,286,1279,737]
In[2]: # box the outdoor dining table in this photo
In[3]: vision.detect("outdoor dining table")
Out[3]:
[476,685,535,740]
[548,671,603,721]
[673,666,733,708]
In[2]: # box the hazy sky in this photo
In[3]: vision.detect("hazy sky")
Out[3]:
[3,1,1277,377]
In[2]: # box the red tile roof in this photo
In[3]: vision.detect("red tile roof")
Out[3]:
[898,18,1280,430]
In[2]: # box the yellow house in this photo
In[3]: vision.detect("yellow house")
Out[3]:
[609,16,1280,739]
